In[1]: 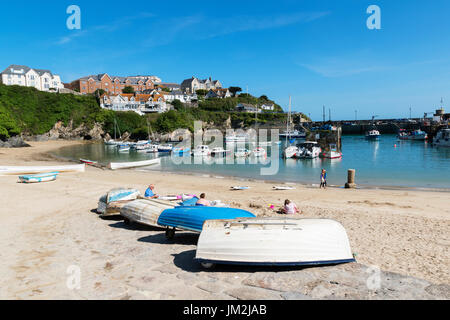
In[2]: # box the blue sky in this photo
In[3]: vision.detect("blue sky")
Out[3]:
[1,0,449,120]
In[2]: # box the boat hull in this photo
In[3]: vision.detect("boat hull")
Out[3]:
[120,199,176,227]
[108,158,161,170]
[157,207,256,233]
[0,165,85,176]
[18,172,58,183]
[196,218,355,266]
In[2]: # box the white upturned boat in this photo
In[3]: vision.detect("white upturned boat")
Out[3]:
[108,158,161,170]
[18,172,59,184]
[120,199,175,227]
[97,188,141,217]
[0,164,85,176]
[196,218,355,268]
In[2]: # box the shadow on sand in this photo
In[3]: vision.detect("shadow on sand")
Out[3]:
[172,249,320,274]
[138,232,199,246]
[108,221,165,232]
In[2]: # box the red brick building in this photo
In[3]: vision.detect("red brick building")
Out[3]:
[68,73,155,95]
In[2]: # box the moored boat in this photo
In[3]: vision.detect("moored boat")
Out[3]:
[195,218,355,268]
[234,148,250,158]
[320,144,342,159]
[108,158,161,170]
[432,127,450,147]
[157,206,256,239]
[192,145,211,157]
[146,144,159,153]
[398,129,428,141]
[251,147,266,157]
[365,129,380,140]
[80,159,98,165]
[211,147,230,157]
[172,146,191,156]
[283,146,299,159]
[158,144,173,153]
[18,172,58,184]
[295,141,321,159]
[0,164,85,176]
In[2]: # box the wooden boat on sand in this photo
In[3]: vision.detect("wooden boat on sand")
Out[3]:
[97,188,141,217]
[120,199,176,227]
[195,218,355,268]
[108,158,161,170]
[18,172,58,184]
[0,164,85,176]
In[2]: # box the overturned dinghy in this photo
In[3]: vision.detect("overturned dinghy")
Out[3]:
[157,207,255,240]
[196,218,355,268]
[108,158,161,170]
[0,164,85,176]
[120,199,176,227]
[19,172,58,184]
[97,188,141,217]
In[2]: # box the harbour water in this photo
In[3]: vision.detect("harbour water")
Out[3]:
[52,135,450,189]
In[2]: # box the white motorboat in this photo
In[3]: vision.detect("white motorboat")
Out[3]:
[117,144,131,152]
[195,218,355,268]
[108,158,161,170]
[433,128,450,147]
[192,145,211,157]
[251,147,266,157]
[0,164,85,176]
[295,141,321,159]
[320,144,342,159]
[235,148,250,158]
[283,146,299,159]
[146,145,159,153]
[365,129,380,140]
[104,139,122,146]
[211,147,230,157]
[120,199,176,227]
[158,144,173,153]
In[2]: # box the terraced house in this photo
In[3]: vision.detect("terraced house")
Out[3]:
[100,92,168,114]
[69,74,157,94]
[180,76,222,94]
[0,64,64,91]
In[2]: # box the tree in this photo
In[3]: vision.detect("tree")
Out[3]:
[229,87,242,97]
[94,89,105,97]
[171,99,184,111]
[161,87,171,93]
[122,86,135,94]
[196,89,209,96]
[259,95,269,101]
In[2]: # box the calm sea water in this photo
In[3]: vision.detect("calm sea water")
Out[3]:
[52,135,450,189]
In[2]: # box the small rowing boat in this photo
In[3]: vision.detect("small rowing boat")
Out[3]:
[80,159,98,165]
[0,164,85,176]
[97,188,141,217]
[120,199,176,227]
[273,186,296,190]
[18,172,58,184]
[195,218,355,268]
[108,158,161,170]
[157,206,255,239]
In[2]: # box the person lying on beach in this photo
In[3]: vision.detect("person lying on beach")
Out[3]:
[145,184,158,199]
[279,199,300,215]
[196,193,211,207]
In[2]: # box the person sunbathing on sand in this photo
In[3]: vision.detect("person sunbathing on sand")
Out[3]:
[145,184,158,199]
[196,193,211,207]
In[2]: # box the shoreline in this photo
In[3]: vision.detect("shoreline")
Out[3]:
[47,140,450,193]
[0,140,449,298]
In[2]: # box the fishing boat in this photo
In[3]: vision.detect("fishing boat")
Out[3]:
[117,144,131,152]
[433,127,450,147]
[0,164,85,176]
[398,129,428,141]
[108,158,161,170]
[235,148,250,158]
[211,147,230,157]
[157,206,256,239]
[251,147,266,157]
[365,130,381,140]
[158,144,173,153]
[120,199,176,227]
[172,146,191,156]
[192,145,211,157]
[195,218,355,268]
[97,188,141,217]
[283,146,299,159]
[18,172,58,184]
[320,144,342,159]
[295,141,321,159]
[80,159,98,165]
[146,144,159,153]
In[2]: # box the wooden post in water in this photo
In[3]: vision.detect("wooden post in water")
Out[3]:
[345,169,357,189]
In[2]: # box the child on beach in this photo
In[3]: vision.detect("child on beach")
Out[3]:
[320,169,327,189]
[281,199,300,215]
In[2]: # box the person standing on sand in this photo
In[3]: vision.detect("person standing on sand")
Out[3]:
[320,169,327,189]
[196,193,211,207]
[145,184,158,199]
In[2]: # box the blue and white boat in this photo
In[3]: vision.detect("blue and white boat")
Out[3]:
[365,129,380,140]
[172,146,191,156]
[19,172,59,184]
[158,144,173,153]
[117,143,131,152]
[157,206,256,239]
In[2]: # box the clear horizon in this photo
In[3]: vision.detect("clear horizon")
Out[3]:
[0,0,449,121]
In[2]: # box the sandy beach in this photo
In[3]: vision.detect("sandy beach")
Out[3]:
[0,140,449,300]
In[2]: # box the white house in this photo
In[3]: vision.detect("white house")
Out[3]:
[100,93,168,114]
[181,76,222,94]
[163,90,198,104]
[205,88,232,99]
[0,65,64,92]
[260,103,275,111]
